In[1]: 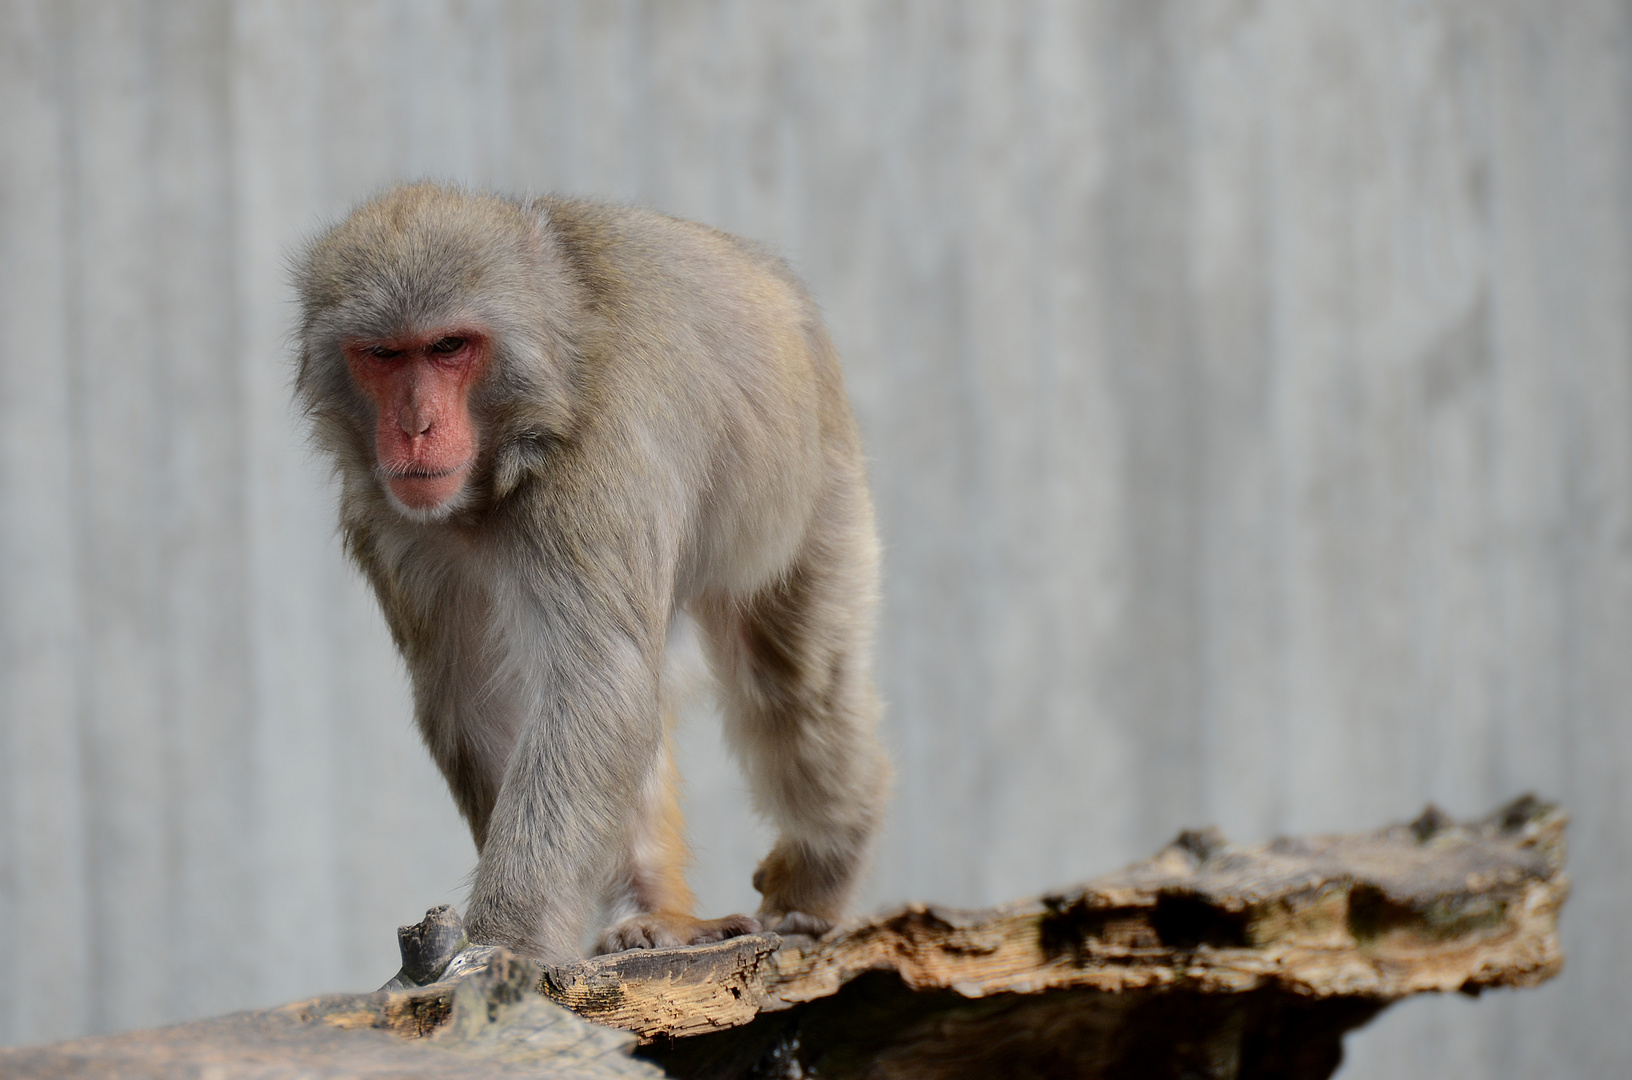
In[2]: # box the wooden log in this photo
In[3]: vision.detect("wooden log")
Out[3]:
[0,796,1566,1079]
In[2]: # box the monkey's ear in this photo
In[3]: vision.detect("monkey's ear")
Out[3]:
[492,433,553,500]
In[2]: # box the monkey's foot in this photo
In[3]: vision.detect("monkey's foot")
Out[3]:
[759,910,833,938]
[594,911,762,955]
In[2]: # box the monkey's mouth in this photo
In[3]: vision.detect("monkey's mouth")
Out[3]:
[379,462,468,481]
[379,460,472,512]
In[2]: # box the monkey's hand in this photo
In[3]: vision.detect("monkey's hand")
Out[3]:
[758,910,834,938]
[594,911,762,955]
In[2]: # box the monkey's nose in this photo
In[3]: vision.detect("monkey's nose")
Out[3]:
[398,407,434,436]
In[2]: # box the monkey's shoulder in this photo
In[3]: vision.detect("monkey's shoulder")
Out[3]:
[536,197,809,309]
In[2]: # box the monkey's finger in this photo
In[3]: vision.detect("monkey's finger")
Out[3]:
[766,911,833,938]
[594,925,652,953]
[714,914,763,939]
[686,913,763,944]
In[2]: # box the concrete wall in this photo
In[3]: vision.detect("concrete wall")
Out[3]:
[2,2,1627,1075]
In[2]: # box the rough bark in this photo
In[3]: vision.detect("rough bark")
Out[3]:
[0,796,1566,1079]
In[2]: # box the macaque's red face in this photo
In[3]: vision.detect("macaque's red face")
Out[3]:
[343,330,489,515]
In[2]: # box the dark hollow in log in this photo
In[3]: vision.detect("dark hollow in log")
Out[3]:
[0,796,1566,1079]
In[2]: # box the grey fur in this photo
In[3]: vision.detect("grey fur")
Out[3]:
[292,184,891,962]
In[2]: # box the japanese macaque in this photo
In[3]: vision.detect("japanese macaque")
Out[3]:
[292,184,891,963]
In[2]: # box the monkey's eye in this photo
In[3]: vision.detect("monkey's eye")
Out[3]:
[430,336,466,354]
[368,345,404,360]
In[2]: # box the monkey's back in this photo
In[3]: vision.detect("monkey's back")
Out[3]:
[535,198,867,602]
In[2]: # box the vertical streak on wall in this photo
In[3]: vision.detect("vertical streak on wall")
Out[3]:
[1186,0,1286,844]
[1467,8,1573,1077]
[1541,4,1632,1076]
[500,0,581,195]
[1272,0,1395,833]
[150,0,258,1023]
[230,0,342,1009]
[65,0,174,1033]
[1097,0,1206,852]
[961,0,1044,899]
[1020,0,1129,891]
[0,0,91,1046]
[864,0,994,907]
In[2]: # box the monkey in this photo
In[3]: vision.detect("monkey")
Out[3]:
[291,183,891,964]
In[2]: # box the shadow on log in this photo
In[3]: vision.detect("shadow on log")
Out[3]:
[0,796,1567,1079]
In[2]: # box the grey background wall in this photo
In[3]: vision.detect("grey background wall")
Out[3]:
[1,2,1626,1076]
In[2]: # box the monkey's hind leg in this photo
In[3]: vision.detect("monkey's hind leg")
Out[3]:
[703,517,892,938]
[593,731,761,954]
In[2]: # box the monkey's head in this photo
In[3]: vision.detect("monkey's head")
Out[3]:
[292,184,583,523]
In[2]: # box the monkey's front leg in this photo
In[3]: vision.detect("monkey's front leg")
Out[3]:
[461,625,665,963]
